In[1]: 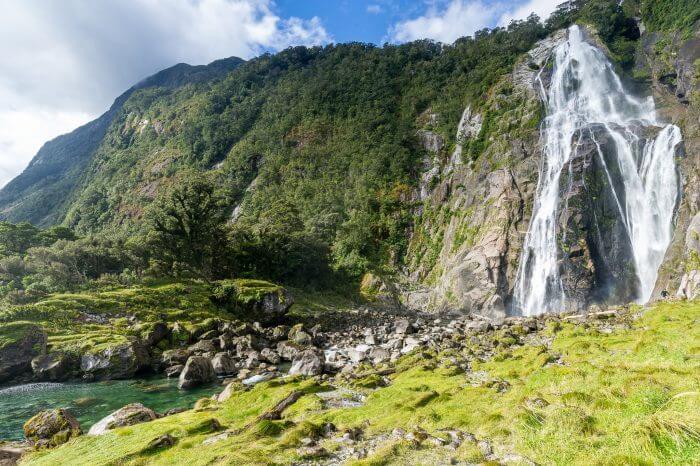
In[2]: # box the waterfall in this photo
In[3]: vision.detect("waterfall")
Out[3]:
[513,25,682,316]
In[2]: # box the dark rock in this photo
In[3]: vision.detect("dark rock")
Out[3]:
[0,324,47,383]
[23,409,81,448]
[31,352,77,381]
[0,443,29,465]
[178,356,216,389]
[164,364,184,378]
[144,434,176,451]
[80,338,150,380]
[87,403,158,435]
[144,322,170,346]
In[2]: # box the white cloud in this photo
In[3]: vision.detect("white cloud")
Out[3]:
[0,0,331,188]
[389,1,498,43]
[388,0,561,44]
[499,0,561,26]
[367,4,383,14]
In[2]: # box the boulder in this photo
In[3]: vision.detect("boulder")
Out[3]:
[143,322,170,346]
[23,409,81,448]
[369,347,391,364]
[178,356,216,389]
[289,349,324,376]
[87,403,158,436]
[161,348,192,366]
[0,323,47,383]
[188,339,218,355]
[347,344,370,363]
[277,340,303,361]
[394,319,414,335]
[211,352,236,376]
[0,443,29,464]
[31,352,77,381]
[80,338,150,380]
[288,324,312,346]
[164,364,184,378]
[260,347,280,364]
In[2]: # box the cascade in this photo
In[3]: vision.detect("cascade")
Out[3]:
[513,25,682,316]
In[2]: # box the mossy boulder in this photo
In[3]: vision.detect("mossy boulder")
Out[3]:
[0,322,47,383]
[178,356,216,389]
[80,338,150,380]
[23,409,81,448]
[210,279,293,324]
[87,403,158,436]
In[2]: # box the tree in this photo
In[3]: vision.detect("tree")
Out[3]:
[146,174,229,279]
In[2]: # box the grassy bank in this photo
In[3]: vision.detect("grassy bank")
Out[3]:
[21,300,700,465]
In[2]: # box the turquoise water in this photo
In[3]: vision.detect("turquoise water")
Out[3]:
[0,377,222,441]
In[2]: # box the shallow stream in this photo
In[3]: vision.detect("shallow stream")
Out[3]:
[0,377,221,441]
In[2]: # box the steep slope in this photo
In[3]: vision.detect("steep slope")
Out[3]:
[0,57,244,227]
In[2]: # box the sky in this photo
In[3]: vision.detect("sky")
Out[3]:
[0,0,562,188]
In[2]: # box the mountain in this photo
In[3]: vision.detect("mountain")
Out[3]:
[0,57,244,227]
[0,0,698,318]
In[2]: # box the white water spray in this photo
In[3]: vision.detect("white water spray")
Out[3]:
[513,25,681,316]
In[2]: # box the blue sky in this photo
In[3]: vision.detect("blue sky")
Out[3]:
[0,0,560,187]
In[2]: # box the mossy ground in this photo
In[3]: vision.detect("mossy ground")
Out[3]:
[22,300,700,465]
[0,280,279,354]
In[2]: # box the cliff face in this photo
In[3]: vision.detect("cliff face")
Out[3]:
[407,21,699,318]
[643,25,700,299]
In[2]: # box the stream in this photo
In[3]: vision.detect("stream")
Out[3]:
[0,377,221,441]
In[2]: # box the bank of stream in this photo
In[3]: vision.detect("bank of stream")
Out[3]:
[0,377,221,441]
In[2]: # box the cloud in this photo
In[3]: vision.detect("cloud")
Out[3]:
[389,1,498,43]
[367,4,383,14]
[499,0,561,26]
[389,0,561,44]
[0,0,331,188]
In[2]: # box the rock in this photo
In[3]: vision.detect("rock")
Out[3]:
[87,403,158,436]
[169,322,192,345]
[165,364,184,378]
[277,340,303,361]
[242,372,276,386]
[217,381,244,402]
[211,352,236,376]
[161,348,192,366]
[401,336,422,354]
[289,348,324,376]
[394,319,414,335]
[23,409,81,447]
[477,439,493,457]
[347,344,370,363]
[144,434,176,451]
[369,347,391,364]
[31,352,76,381]
[270,325,290,341]
[80,338,150,380]
[178,356,216,389]
[0,323,47,383]
[288,324,312,346]
[198,330,219,341]
[0,443,29,465]
[143,322,170,346]
[188,339,218,355]
[260,347,280,364]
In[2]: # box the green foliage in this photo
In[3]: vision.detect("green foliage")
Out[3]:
[640,0,700,36]
[146,174,228,279]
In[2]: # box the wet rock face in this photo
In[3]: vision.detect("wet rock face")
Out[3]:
[23,409,81,448]
[0,324,47,383]
[556,124,640,308]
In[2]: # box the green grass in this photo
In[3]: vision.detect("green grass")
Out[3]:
[20,300,700,465]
